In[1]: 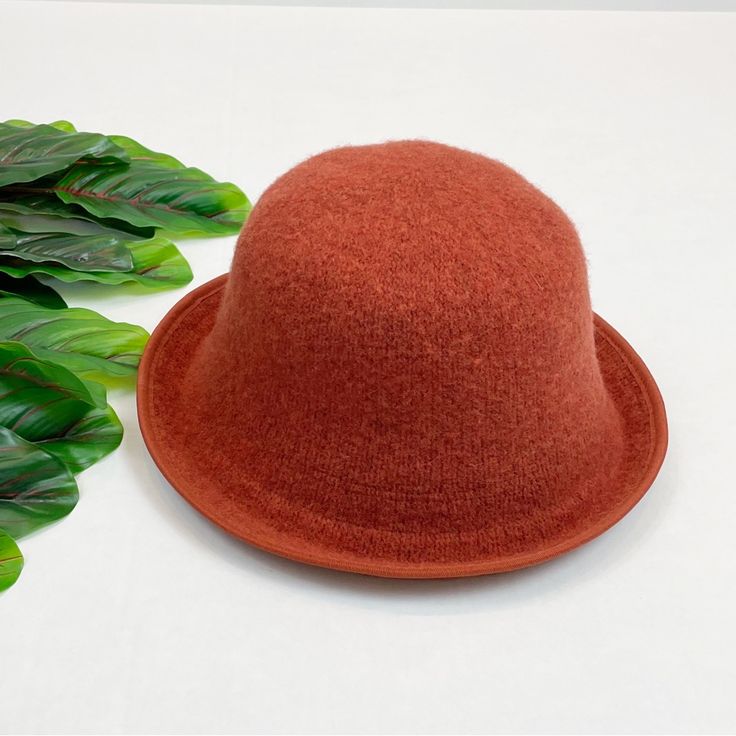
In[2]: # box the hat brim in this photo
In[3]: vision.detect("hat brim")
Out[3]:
[137,274,668,579]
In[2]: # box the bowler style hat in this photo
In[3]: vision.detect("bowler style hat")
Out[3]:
[138,141,667,578]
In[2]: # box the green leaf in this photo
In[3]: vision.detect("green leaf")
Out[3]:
[0,529,23,592]
[52,161,251,235]
[0,194,154,240]
[0,339,103,411]
[4,119,77,133]
[0,341,121,472]
[0,121,248,234]
[0,297,149,377]
[118,237,194,287]
[0,229,134,273]
[0,122,129,187]
[108,134,185,169]
[0,272,66,309]
[0,425,78,538]
[0,235,193,289]
[5,122,181,167]
[0,200,146,241]
[37,403,122,474]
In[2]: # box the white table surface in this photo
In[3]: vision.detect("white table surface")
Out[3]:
[1,3,735,734]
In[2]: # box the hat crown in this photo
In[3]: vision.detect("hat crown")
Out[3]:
[195,141,623,540]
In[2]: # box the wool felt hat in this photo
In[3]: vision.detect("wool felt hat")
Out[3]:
[137,140,667,579]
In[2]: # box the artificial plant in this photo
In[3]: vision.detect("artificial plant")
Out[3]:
[0,119,250,592]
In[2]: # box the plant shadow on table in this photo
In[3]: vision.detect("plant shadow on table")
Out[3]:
[124,421,674,615]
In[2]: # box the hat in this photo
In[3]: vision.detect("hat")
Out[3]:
[137,140,667,578]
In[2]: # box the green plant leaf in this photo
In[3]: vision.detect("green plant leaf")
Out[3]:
[0,229,135,273]
[0,194,154,240]
[0,235,193,289]
[52,161,250,235]
[108,134,185,169]
[1,120,248,234]
[0,339,103,411]
[0,529,23,592]
[0,341,121,472]
[0,272,66,308]
[0,200,146,241]
[5,121,182,167]
[0,297,149,377]
[4,119,76,133]
[0,122,129,187]
[37,404,122,474]
[0,425,78,538]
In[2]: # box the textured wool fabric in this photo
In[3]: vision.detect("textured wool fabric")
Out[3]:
[138,140,667,578]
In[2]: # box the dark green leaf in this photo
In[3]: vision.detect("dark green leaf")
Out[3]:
[0,425,78,539]
[0,235,192,289]
[0,339,103,411]
[0,194,154,240]
[0,273,66,309]
[0,230,134,273]
[37,404,122,474]
[0,236,192,289]
[0,297,149,377]
[52,161,250,235]
[4,121,181,167]
[0,529,23,592]
[0,122,129,187]
[0,342,121,472]
[0,200,146,241]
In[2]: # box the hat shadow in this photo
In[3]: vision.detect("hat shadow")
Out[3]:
[124,419,674,615]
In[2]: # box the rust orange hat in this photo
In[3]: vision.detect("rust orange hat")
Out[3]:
[137,140,667,578]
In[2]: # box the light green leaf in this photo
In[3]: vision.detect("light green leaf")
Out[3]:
[0,272,66,309]
[0,529,23,592]
[0,235,193,289]
[4,119,77,133]
[0,122,129,187]
[108,134,185,169]
[0,425,78,539]
[0,297,149,377]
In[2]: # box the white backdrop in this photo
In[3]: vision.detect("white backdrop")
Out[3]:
[1,3,735,734]
[14,0,736,10]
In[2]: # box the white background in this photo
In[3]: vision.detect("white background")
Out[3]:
[1,2,735,734]
[19,0,736,11]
